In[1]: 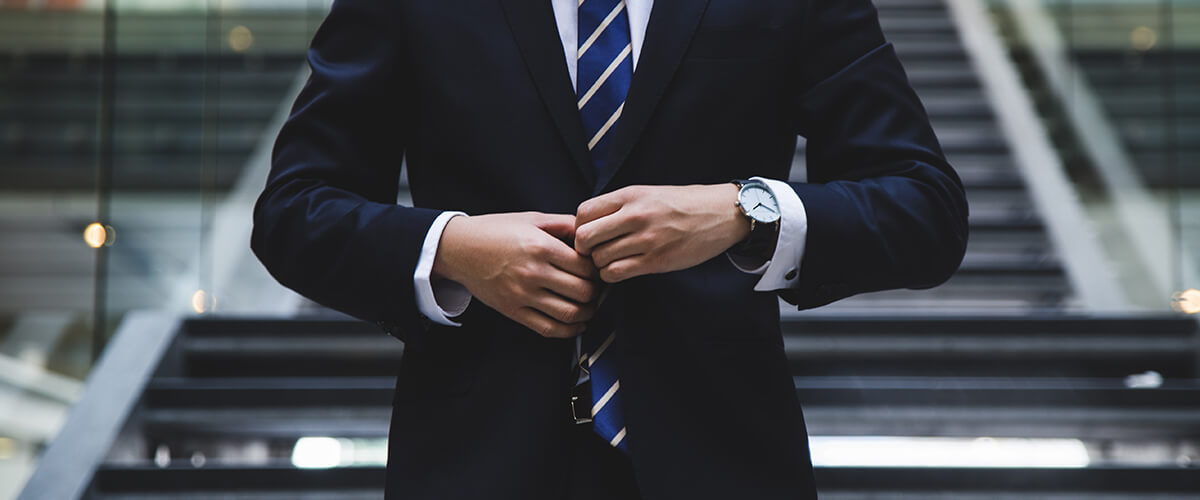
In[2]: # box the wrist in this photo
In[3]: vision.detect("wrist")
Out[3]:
[432,214,469,283]
[715,183,751,245]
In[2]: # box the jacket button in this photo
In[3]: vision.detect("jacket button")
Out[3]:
[784,268,797,280]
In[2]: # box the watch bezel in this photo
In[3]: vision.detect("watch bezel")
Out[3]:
[735,180,782,224]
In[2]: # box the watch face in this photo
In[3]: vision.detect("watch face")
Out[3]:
[738,184,781,223]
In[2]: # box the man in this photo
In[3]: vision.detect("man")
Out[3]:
[251,0,969,498]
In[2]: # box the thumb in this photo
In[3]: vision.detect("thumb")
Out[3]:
[534,213,577,242]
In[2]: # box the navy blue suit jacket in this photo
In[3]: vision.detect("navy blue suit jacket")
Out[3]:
[251,0,969,498]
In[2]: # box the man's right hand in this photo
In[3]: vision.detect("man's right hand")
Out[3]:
[432,212,601,338]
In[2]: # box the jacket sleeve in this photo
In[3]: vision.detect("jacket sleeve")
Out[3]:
[778,0,970,310]
[250,0,441,343]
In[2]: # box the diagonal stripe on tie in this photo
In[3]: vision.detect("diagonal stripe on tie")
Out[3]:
[578,0,633,175]
[588,332,616,366]
[578,1,625,58]
[609,427,627,447]
[578,44,631,109]
[592,379,620,415]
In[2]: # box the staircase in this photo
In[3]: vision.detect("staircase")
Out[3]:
[22,315,1200,499]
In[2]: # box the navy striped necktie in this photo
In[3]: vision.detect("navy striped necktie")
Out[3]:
[577,0,632,454]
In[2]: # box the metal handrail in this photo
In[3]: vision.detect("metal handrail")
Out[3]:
[17,311,180,500]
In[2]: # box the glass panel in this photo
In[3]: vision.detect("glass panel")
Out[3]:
[0,2,106,497]
[103,0,323,324]
[991,0,1198,313]
[0,0,326,496]
[1055,0,1198,306]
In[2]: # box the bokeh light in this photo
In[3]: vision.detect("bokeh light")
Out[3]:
[191,289,216,314]
[1172,289,1200,315]
[83,222,114,248]
[1130,26,1157,52]
[229,25,254,52]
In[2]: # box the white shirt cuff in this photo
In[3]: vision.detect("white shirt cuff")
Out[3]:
[725,177,808,291]
[414,211,472,326]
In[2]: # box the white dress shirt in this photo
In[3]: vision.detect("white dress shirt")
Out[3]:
[413,0,808,326]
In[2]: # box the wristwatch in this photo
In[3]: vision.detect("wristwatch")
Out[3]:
[730,179,781,260]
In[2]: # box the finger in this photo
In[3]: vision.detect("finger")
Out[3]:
[575,208,637,255]
[537,268,601,303]
[530,291,596,324]
[590,233,648,269]
[600,255,650,283]
[535,234,598,278]
[576,188,634,228]
[514,307,587,339]
[534,213,578,243]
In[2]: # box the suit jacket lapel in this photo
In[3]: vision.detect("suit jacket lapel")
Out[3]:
[500,0,596,187]
[595,0,712,194]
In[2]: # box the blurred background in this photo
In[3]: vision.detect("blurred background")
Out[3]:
[0,0,1197,498]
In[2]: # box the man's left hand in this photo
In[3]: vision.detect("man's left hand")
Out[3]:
[575,184,752,283]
